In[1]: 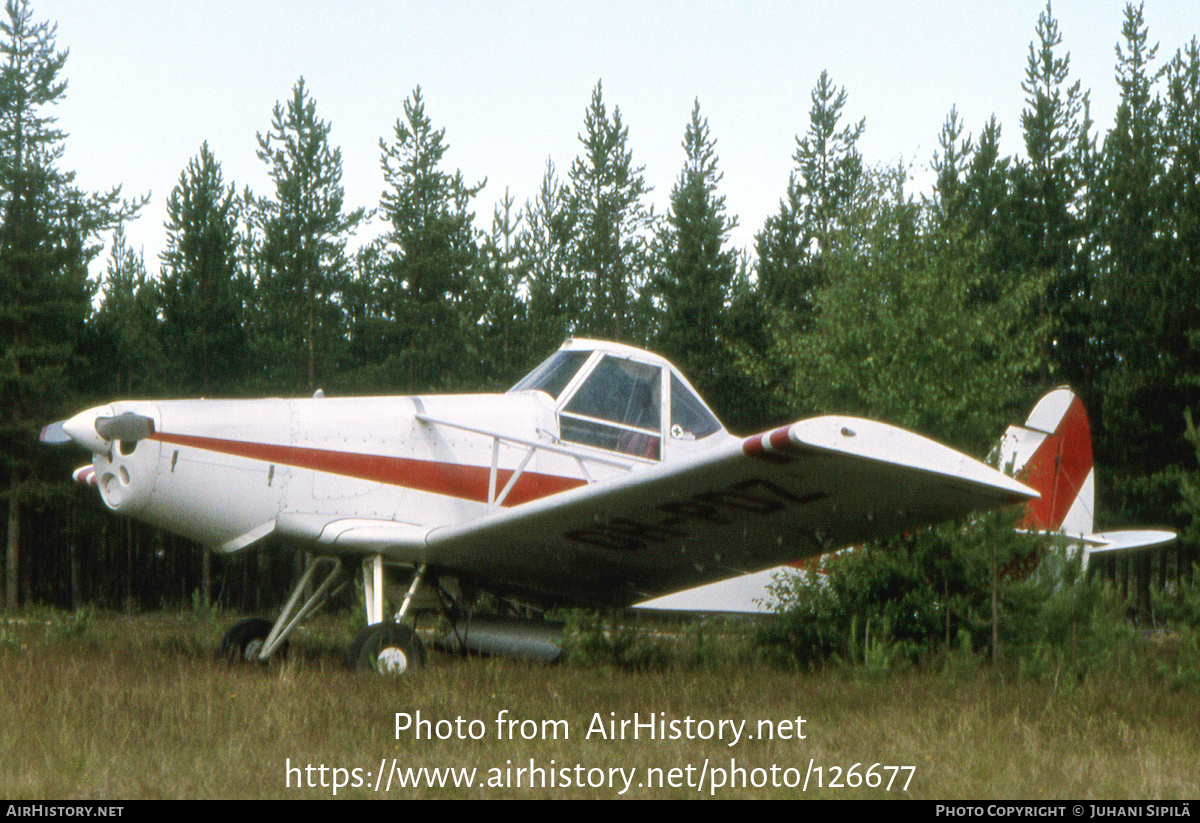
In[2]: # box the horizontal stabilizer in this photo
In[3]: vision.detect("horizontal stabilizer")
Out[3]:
[1079,529,1177,573]
[1085,529,1177,554]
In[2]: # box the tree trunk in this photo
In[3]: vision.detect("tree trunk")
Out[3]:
[6,480,20,608]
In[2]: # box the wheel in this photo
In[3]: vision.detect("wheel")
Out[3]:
[219,617,282,663]
[348,622,425,674]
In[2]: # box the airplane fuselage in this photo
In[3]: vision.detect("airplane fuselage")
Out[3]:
[77,390,688,556]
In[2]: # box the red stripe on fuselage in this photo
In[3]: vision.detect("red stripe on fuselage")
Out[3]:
[1019,396,1093,530]
[151,431,586,507]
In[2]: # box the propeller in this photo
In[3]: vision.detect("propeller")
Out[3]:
[40,407,155,452]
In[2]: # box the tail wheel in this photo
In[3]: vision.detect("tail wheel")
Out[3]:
[219,617,288,662]
[348,622,426,674]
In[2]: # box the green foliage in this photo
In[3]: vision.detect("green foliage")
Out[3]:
[252,77,365,393]
[757,510,1047,670]
[475,190,532,386]
[758,511,1200,691]
[756,70,864,328]
[0,0,142,608]
[1154,629,1200,692]
[90,226,164,396]
[362,86,485,392]
[518,161,578,357]
[43,605,94,642]
[762,164,1048,452]
[653,100,742,415]
[560,609,668,672]
[1091,8,1200,532]
[189,587,221,624]
[559,610,756,672]
[564,81,657,343]
[158,142,247,395]
[1002,552,1142,686]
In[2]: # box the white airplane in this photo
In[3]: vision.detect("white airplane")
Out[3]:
[41,338,1034,671]
[637,385,1177,613]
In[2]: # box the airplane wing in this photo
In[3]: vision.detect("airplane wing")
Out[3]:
[417,416,1034,608]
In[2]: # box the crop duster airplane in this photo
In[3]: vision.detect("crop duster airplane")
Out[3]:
[41,338,1035,672]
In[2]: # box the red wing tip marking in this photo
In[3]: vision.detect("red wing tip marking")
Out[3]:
[743,426,798,461]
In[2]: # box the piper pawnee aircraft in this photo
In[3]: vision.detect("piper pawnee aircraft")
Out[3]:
[636,385,1177,613]
[40,338,1035,672]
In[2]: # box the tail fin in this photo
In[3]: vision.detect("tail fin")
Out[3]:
[998,387,1175,568]
[997,387,1095,537]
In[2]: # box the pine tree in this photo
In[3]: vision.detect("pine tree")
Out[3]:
[91,225,162,396]
[1013,2,1093,386]
[159,143,247,395]
[475,189,528,385]
[565,81,656,342]
[930,106,974,228]
[771,166,1047,453]
[519,160,577,355]
[372,86,484,391]
[756,70,865,326]
[254,78,365,392]
[0,0,141,606]
[655,100,739,404]
[1092,5,1199,540]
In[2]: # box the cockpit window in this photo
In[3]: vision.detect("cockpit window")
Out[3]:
[560,356,662,459]
[510,350,591,399]
[564,357,661,430]
[670,373,721,440]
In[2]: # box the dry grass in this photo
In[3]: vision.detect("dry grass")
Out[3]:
[0,610,1197,799]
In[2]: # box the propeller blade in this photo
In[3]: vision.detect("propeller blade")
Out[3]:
[94,413,155,443]
[39,421,73,445]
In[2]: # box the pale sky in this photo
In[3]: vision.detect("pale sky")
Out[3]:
[33,0,1200,282]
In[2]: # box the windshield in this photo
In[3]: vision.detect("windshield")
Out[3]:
[509,350,591,399]
[560,355,662,459]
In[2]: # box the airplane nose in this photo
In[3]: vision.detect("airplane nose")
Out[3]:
[62,405,114,453]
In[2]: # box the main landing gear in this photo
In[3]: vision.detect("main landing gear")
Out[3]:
[218,553,563,672]
[218,553,429,675]
[348,622,426,674]
[347,557,428,673]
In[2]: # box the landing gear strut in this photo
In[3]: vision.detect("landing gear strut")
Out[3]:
[350,558,429,674]
[220,555,345,663]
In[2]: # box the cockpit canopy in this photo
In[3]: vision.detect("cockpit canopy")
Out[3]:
[510,339,724,461]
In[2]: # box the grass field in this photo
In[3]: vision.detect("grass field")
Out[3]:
[0,609,1197,799]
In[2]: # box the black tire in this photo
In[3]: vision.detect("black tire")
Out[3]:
[219,617,281,663]
[348,622,425,674]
